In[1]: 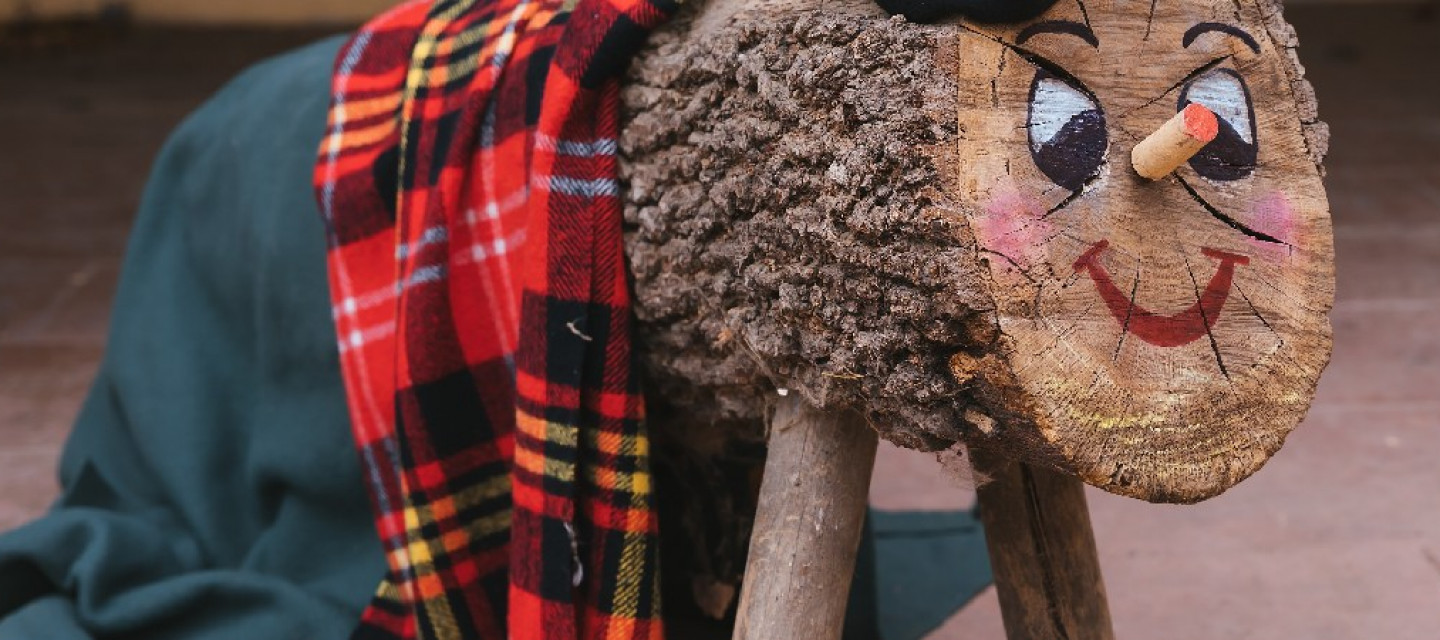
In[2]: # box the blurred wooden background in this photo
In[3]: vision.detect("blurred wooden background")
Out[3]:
[1,1,1437,638]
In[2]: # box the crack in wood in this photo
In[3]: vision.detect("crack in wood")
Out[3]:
[982,248,1040,286]
[1234,282,1274,333]
[1059,269,1085,290]
[1183,251,1231,379]
[957,23,1100,103]
[1026,295,1099,372]
[991,47,1009,107]
[1122,55,1233,118]
[1112,266,1141,361]
[1021,464,1075,640]
[1042,171,1104,219]
[1032,284,1046,323]
[1144,0,1159,41]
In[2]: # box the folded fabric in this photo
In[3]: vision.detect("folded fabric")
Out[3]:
[314,1,674,637]
[0,36,388,639]
[870,509,993,640]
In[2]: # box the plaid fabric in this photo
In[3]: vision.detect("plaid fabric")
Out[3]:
[313,1,674,638]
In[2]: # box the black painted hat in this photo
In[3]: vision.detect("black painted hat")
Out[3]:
[875,0,1060,24]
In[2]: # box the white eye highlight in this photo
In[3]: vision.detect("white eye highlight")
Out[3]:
[1181,70,1253,144]
[1028,76,1099,151]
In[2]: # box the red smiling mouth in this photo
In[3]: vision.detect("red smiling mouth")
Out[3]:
[1073,240,1250,347]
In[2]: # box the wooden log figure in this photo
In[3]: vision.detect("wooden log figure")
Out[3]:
[619,0,1331,635]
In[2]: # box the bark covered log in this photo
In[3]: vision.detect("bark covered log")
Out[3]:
[622,0,1332,506]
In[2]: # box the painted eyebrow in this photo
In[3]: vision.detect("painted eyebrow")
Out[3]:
[1183,23,1261,54]
[1016,20,1099,49]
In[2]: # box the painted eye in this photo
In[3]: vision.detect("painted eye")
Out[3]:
[1179,69,1257,181]
[1028,69,1108,192]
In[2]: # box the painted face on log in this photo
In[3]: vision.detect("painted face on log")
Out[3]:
[951,0,1333,501]
[621,0,1331,505]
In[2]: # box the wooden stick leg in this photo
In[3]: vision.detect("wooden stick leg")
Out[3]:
[971,448,1115,640]
[733,396,879,640]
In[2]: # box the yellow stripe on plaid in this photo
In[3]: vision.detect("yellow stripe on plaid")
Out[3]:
[610,530,655,619]
[332,93,404,125]
[516,409,580,484]
[422,595,465,640]
[323,120,398,153]
[319,0,677,634]
[416,2,548,100]
[398,0,478,190]
[424,31,481,88]
[582,428,652,496]
[363,574,407,610]
[394,473,514,600]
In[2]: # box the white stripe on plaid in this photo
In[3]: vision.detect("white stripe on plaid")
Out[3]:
[479,102,526,348]
[330,186,528,317]
[536,133,618,157]
[316,0,432,549]
[538,174,620,198]
[396,225,449,259]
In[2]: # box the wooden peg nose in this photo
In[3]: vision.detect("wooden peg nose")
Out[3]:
[1131,103,1220,180]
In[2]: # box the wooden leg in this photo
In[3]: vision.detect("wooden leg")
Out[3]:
[971,447,1115,640]
[733,396,878,640]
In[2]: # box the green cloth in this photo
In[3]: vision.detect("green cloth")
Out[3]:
[870,509,993,640]
[0,36,387,638]
[844,509,993,640]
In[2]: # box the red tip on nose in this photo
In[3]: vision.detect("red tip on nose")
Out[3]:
[1182,103,1220,143]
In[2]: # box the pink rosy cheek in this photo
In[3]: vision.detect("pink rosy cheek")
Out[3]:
[1248,191,1298,256]
[977,189,1050,268]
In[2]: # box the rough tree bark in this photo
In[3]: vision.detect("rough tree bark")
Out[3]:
[621,0,1332,634]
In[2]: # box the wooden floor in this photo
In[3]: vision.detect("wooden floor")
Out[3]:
[1,6,1437,639]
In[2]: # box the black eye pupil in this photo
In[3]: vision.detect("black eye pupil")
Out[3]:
[1031,109,1107,191]
[1181,99,1258,180]
[1028,70,1107,192]
[1178,69,1258,181]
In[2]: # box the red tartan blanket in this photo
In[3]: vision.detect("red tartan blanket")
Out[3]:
[313,1,674,638]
